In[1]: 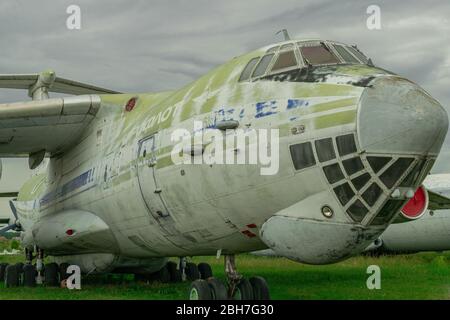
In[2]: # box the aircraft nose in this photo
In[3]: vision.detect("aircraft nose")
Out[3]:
[357,76,448,156]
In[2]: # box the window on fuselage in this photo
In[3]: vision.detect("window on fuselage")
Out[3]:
[271,51,298,72]
[290,142,316,170]
[333,44,359,64]
[252,53,275,78]
[239,57,260,82]
[346,46,369,64]
[300,44,340,65]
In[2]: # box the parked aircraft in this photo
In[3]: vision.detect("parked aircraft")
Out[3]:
[0,39,447,299]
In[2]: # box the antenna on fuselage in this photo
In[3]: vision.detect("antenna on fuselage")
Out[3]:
[276,29,291,41]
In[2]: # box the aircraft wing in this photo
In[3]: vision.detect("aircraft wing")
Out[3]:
[428,190,450,210]
[0,95,101,156]
[0,73,121,95]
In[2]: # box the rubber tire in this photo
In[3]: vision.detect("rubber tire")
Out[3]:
[44,263,60,287]
[59,263,70,281]
[249,276,270,300]
[5,264,19,287]
[233,278,254,300]
[166,261,182,283]
[0,263,8,282]
[198,262,213,279]
[185,262,200,281]
[15,262,24,273]
[155,265,171,283]
[207,277,228,300]
[23,264,37,287]
[189,279,212,300]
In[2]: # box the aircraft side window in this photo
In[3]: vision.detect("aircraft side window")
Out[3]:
[271,51,298,72]
[342,157,364,176]
[371,200,404,225]
[347,200,369,222]
[300,45,340,65]
[351,173,370,190]
[239,57,260,82]
[323,163,345,184]
[400,160,426,187]
[252,53,275,78]
[289,142,316,170]
[315,138,335,162]
[333,182,354,206]
[362,182,382,206]
[379,158,414,189]
[346,46,369,64]
[367,156,391,173]
[333,44,359,64]
[336,134,357,156]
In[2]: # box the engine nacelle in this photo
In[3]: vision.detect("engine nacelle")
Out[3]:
[399,185,429,221]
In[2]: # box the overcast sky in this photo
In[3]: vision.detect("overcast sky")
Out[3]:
[0,0,449,197]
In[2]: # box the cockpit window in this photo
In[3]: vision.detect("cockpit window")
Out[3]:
[266,46,279,53]
[280,43,294,51]
[300,45,340,65]
[346,46,369,64]
[252,53,275,78]
[271,51,297,72]
[333,44,359,64]
[239,57,260,82]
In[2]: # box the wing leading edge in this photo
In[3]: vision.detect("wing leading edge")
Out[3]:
[0,95,101,156]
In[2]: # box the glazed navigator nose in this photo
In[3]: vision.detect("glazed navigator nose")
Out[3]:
[357,76,448,156]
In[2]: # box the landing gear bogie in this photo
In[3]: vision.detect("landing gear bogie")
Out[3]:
[188,255,270,300]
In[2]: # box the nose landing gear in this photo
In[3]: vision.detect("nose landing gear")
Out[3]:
[188,254,270,300]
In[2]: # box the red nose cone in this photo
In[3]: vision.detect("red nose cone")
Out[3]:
[401,186,427,219]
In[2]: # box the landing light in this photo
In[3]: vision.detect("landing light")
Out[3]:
[321,205,334,218]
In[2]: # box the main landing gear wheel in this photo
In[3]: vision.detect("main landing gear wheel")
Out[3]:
[167,261,182,283]
[44,263,60,287]
[207,277,228,300]
[0,263,8,282]
[232,278,254,300]
[185,262,200,281]
[151,264,171,283]
[4,265,19,287]
[186,255,271,300]
[59,263,70,281]
[249,276,270,300]
[198,262,213,279]
[189,279,212,300]
[23,264,37,287]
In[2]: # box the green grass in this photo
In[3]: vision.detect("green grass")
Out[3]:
[1,252,450,300]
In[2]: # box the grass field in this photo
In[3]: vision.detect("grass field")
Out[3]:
[1,252,450,300]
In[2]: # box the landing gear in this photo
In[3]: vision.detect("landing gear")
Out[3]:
[167,261,182,283]
[185,262,200,281]
[23,264,37,287]
[0,263,7,282]
[189,279,212,300]
[4,264,19,287]
[188,254,270,300]
[44,262,60,287]
[207,277,228,300]
[198,262,213,279]
[249,276,270,300]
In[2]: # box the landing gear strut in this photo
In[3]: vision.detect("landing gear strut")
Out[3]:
[188,254,270,300]
[36,247,44,284]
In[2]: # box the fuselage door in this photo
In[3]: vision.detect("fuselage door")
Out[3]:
[136,135,170,219]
